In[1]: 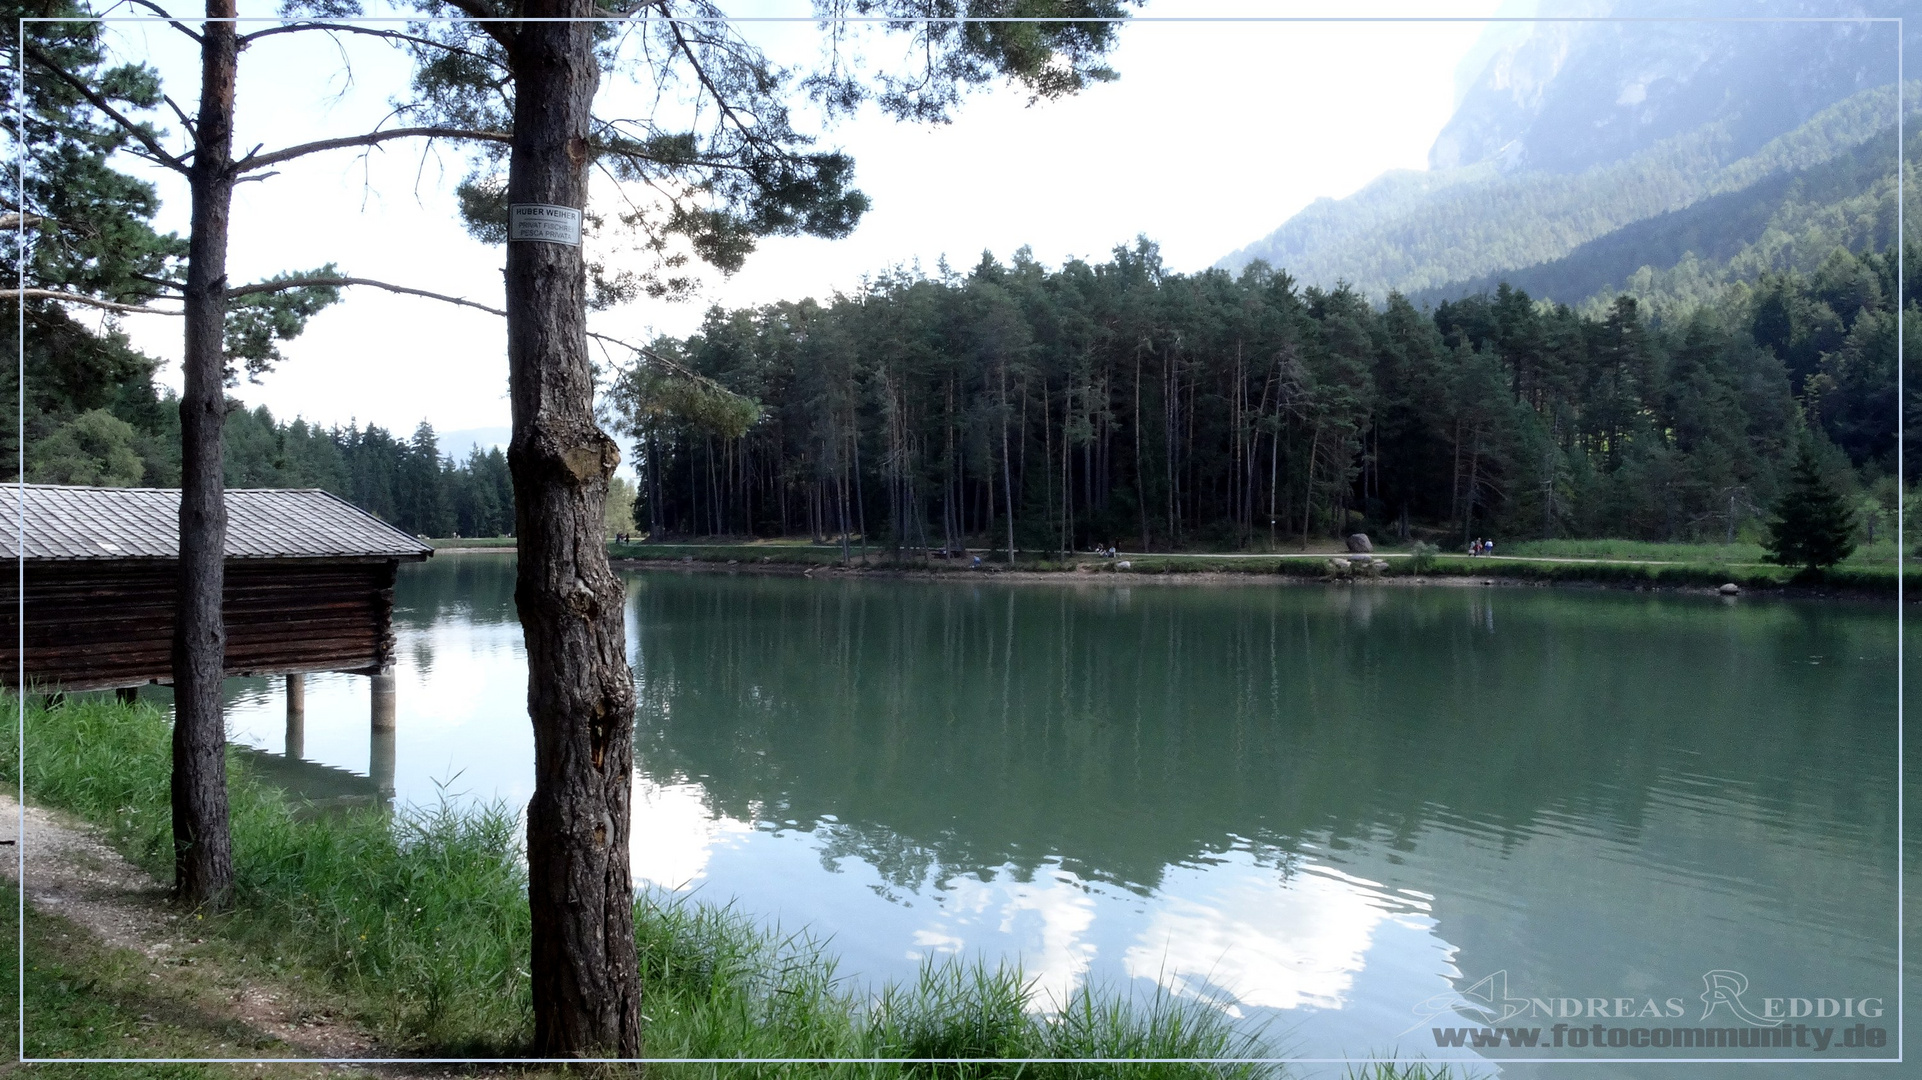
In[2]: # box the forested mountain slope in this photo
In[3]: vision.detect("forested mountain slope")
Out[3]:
[1217,4,1912,309]
[1405,104,1921,317]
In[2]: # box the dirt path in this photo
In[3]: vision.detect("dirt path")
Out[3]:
[0,790,398,1068]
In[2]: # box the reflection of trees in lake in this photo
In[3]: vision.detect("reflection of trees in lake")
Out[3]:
[628,574,1897,895]
[394,555,519,631]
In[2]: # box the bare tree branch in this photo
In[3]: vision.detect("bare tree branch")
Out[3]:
[126,0,203,45]
[161,94,198,138]
[224,274,504,312]
[236,125,513,173]
[25,45,191,175]
[662,13,779,157]
[238,21,507,76]
[1,288,182,315]
[133,272,186,293]
[220,274,714,385]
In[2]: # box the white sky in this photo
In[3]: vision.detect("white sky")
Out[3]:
[80,0,1506,439]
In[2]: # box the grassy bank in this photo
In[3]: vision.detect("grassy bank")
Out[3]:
[427,536,517,550]
[1402,554,1900,597]
[1497,537,1900,568]
[7,695,530,1054]
[608,539,1903,598]
[5,695,1317,1074]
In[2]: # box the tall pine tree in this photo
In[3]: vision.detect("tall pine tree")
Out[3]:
[1763,441,1857,573]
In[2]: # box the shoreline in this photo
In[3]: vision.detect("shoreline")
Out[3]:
[607,554,1901,602]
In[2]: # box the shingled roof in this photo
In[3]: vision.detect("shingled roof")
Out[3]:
[5,485,434,561]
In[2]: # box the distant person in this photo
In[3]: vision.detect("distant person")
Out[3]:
[1485,538,1495,557]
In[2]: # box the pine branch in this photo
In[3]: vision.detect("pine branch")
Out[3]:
[126,0,203,45]
[235,126,513,173]
[0,288,183,316]
[237,21,507,76]
[24,45,191,175]
[661,12,783,159]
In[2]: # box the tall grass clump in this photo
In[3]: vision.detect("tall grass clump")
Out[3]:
[864,961,1270,1079]
[6,694,1276,1070]
[634,888,867,1065]
[869,959,1035,1067]
[636,894,1270,1077]
[227,794,533,1051]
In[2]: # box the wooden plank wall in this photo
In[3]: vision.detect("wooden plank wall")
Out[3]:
[0,559,399,692]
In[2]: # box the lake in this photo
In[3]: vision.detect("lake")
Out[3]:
[218,555,1913,1077]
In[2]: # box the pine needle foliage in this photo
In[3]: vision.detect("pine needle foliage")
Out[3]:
[1763,441,1857,573]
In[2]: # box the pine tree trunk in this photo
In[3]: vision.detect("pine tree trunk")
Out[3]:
[1134,353,1148,551]
[505,1,641,1057]
[1300,425,1320,551]
[1001,364,1015,562]
[171,0,238,911]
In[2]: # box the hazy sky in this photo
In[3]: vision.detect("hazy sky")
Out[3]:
[85,0,1506,441]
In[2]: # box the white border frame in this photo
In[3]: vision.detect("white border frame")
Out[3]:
[11,8,1906,1060]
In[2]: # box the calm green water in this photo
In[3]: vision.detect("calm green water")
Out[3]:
[223,556,1914,1076]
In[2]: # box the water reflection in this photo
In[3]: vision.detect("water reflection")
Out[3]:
[216,559,1909,1076]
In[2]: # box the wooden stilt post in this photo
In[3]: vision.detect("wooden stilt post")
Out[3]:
[116,687,139,705]
[370,666,396,806]
[284,674,305,759]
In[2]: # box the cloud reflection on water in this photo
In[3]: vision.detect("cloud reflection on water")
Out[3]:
[625,770,1427,1023]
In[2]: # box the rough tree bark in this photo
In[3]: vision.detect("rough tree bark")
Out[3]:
[170,0,238,910]
[503,0,643,1057]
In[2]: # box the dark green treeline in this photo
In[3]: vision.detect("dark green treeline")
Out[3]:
[221,412,516,539]
[18,385,516,539]
[622,240,1917,551]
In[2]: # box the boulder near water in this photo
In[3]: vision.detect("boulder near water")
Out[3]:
[1719,582,1741,595]
[1346,533,1373,553]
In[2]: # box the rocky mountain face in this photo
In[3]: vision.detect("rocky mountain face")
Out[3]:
[1433,0,1892,174]
[1217,0,1913,309]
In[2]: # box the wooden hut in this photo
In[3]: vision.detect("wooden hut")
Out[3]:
[2,484,432,693]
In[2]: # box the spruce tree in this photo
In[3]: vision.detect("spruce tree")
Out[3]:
[1763,441,1857,573]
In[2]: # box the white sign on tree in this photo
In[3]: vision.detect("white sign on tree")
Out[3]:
[509,203,583,246]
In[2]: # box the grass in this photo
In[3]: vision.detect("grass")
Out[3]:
[1498,536,1901,567]
[5,694,1351,1075]
[426,536,517,549]
[1345,1063,1487,1080]
[606,536,1905,597]
[611,540,859,567]
[6,695,531,1052]
[1400,554,1904,596]
[0,877,372,1077]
